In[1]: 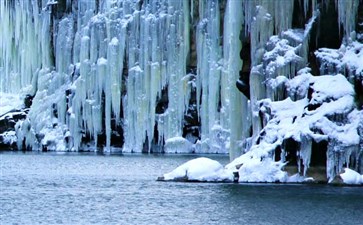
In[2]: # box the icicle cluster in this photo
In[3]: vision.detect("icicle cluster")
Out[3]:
[0,0,52,94]
[221,0,249,160]
[1,0,363,182]
[195,0,224,153]
[244,0,319,140]
[1,0,192,152]
[228,0,363,182]
[336,0,360,40]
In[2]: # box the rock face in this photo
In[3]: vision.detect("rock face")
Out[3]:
[0,109,28,149]
[0,0,363,181]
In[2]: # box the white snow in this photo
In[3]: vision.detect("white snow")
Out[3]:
[1,0,362,185]
[163,155,316,183]
[164,69,361,183]
[316,41,363,75]
[164,137,194,154]
[229,155,288,183]
[0,131,17,145]
[310,74,354,105]
[163,157,233,182]
[340,168,363,185]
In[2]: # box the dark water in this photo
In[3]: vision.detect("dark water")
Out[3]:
[1,152,362,225]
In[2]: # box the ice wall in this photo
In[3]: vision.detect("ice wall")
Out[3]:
[336,0,360,39]
[245,0,320,139]
[221,0,248,160]
[1,0,246,154]
[234,0,363,181]
[1,0,363,181]
[195,0,225,153]
[0,0,193,152]
[0,0,52,94]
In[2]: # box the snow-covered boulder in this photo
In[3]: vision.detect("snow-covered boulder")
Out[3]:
[340,168,363,185]
[316,41,363,76]
[234,158,288,183]
[0,131,17,148]
[160,155,316,183]
[161,157,233,182]
[0,93,28,149]
[164,137,194,154]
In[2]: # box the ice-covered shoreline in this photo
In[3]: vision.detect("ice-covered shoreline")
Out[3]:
[160,157,363,185]
[1,0,363,183]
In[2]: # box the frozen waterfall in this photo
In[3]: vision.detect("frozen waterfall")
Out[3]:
[1,0,363,183]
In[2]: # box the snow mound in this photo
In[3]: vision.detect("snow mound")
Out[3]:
[0,131,17,145]
[340,168,363,185]
[162,155,312,183]
[164,137,194,154]
[225,150,296,183]
[236,157,288,183]
[163,157,233,182]
[316,41,363,76]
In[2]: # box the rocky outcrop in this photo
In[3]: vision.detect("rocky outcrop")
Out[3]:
[0,109,28,149]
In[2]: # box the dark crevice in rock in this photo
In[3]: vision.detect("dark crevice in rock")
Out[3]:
[311,140,328,167]
[282,138,299,167]
[316,0,342,49]
[308,0,342,76]
[237,31,251,99]
[274,145,282,162]
[183,72,200,144]
[155,87,168,114]
[354,77,363,109]
[292,0,311,29]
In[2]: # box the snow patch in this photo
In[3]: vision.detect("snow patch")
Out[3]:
[163,157,233,182]
[234,157,288,183]
[163,155,313,183]
[340,168,363,185]
[164,137,194,154]
[0,131,17,145]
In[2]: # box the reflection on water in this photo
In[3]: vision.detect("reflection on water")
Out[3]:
[1,152,362,225]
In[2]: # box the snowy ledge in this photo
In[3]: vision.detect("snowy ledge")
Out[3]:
[158,157,363,186]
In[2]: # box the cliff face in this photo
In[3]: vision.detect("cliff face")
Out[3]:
[0,0,362,180]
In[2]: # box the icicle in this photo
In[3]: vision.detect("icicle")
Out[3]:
[196,0,224,153]
[336,0,360,40]
[0,0,51,94]
[327,139,361,182]
[120,1,190,152]
[297,135,312,176]
[221,0,248,160]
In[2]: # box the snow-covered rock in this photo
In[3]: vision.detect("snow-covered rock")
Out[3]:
[1,0,363,184]
[162,157,233,182]
[164,137,194,154]
[340,168,363,185]
[162,70,361,184]
[0,93,28,149]
[316,41,363,76]
[0,131,17,147]
[234,158,288,183]
[161,155,315,183]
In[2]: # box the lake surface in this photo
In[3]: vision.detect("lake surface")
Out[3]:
[1,152,362,225]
